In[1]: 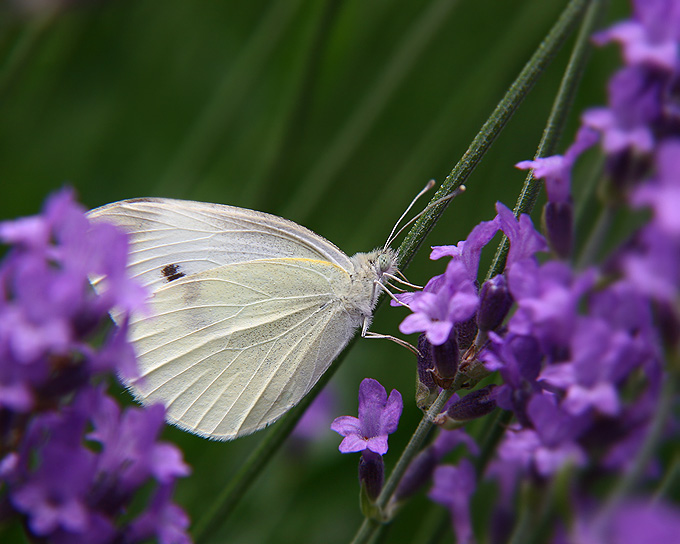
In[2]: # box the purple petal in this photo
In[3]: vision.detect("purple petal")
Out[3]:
[398,312,435,335]
[151,444,191,483]
[425,321,455,346]
[379,389,403,435]
[330,415,362,437]
[338,435,369,454]
[357,378,388,438]
[563,383,620,417]
[365,435,389,455]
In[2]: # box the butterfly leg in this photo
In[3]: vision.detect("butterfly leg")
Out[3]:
[361,317,419,355]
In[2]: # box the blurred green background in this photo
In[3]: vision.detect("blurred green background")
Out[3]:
[0,0,623,542]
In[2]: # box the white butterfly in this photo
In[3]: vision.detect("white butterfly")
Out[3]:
[88,198,399,440]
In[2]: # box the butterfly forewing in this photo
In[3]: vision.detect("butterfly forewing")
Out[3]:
[126,258,359,439]
[88,198,354,293]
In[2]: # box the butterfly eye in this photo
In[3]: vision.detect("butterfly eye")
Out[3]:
[377,253,392,274]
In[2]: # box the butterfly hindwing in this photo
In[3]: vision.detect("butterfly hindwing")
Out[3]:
[127,257,360,439]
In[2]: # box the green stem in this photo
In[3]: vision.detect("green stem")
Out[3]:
[653,453,680,503]
[572,153,605,233]
[507,483,535,544]
[399,0,592,272]
[351,389,456,544]
[486,0,605,280]
[575,203,615,269]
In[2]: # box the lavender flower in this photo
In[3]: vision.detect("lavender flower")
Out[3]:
[0,189,191,544]
[331,378,403,455]
[516,127,598,258]
[397,259,479,346]
[476,274,512,333]
[494,201,547,267]
[331,378,403,508]
[387,4,680,541]
[593,0,680,71]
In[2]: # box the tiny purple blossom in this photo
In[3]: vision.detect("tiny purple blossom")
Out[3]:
[623,223,680,303]
[515,126,598,203]
[494,425,586,479]
[594,0,680,70]
[429,460,476,544]
[516,155,572,201]
[430,215,500,280]
[11,413,95,536]
[582,66,663,153]
[481,332,542,426]
[331,378,403,455]
[398,259,479,345]
[495,202,547,266]
[292,387,337,441]
[88,395,190,495]
[506,259,595,358]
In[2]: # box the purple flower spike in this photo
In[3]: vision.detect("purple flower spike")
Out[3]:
[0,189,191,543]
[331,378,403,455]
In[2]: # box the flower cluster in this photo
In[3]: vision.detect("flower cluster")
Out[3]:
[0,189,191,544]
[382,0,680,540]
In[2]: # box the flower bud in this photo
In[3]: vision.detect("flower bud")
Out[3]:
[476,275,512,332]
[454,315,478,351]
[415,334,439,410]
[543,200,573,259]
[434,385,498,430]
[432,329,459,387]
[359,449,384,502]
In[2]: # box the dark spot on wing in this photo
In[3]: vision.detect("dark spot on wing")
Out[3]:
[162,264,185,282]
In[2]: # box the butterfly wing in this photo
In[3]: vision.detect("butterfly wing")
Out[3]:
[87,197,354,293]
[127,257,360,440]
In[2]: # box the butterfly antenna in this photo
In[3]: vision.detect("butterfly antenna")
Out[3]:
[386,185,466,249]
[384,179,436,249]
